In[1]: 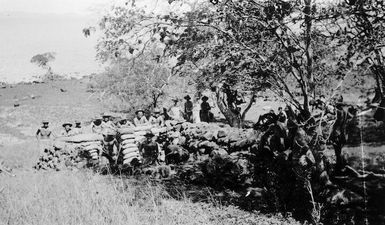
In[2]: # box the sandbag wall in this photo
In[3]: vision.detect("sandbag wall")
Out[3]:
[34,133,104,170]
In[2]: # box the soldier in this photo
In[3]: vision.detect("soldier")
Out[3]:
[169,98,184,121]
[60,122,73,137]
[139,130,160,166]
[101,113,116,130]
[117,116,134,128]
[134,109,148,126]
[36,120,53,140]
[149,108,165,127]
[200,96,211,122]
[72,120,83,135]
[184,95,193,123]
[36,120,53,153]
[91,118,103,134]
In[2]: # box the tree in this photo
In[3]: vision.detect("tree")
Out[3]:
[90,46,173,112]
[326,1,385,100]
[30,52,56,76]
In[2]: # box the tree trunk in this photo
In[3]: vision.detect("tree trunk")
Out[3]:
[215,89,243,128]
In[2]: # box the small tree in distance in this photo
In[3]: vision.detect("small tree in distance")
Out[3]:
[30,52,56,80]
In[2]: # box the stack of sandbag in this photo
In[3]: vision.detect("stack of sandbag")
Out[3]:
[34,144,82,171]
[56,133,103,162]
[134,125,153,143]
[118,127,141,165]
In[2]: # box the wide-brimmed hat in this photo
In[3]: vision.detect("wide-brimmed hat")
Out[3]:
[171,97,179,102]
[42,120,49,124]
[184,95,191,100]
[201,96,209,101]
[135,109,145,114]
[144,130,155,137]
[62,122,72,127]
[75,120,81,124]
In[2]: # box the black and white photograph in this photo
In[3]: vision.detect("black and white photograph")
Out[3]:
[0,0,384,224]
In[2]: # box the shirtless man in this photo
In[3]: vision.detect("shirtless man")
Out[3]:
[36,121,53,140]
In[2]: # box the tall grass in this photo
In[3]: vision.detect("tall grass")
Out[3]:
[0,170,300,225]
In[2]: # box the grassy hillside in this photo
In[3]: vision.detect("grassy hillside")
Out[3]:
[0,79,300,225]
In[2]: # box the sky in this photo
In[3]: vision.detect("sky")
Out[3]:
[0,0,110,15]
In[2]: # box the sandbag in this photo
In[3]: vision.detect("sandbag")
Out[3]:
[53,140,66,149]
[79,141,102,147]
[57,133,103,143]
[123,148,139,155]
[123,157,140,165]
[118,127,135,135]
[88,149,98,154]
[134,125,153,132]
[121,134,136,140]
[122,143,137,149]
[151,127,167,134]
[83,144,102,151]
[121,139,136,145]
[123,152,140,160]
[135,130,147,136]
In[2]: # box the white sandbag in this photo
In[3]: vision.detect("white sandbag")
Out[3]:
[134,130,147,136]
[83,144,102,151]
[151,127,167,134]
[135,136,145,142]
[121,139,135,145]
[79,141,102,147]
[123,152,140,160]
[57,133,104,143]
[134,125,153,132]
[122,143,137,148]
[118,127,135,135]
[89,149,98,154]
[123,157,140,165]
[121,134,136,140]
[53,140,66,149]
[123,148,139,155]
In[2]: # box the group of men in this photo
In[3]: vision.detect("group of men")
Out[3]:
[35,120,83,139]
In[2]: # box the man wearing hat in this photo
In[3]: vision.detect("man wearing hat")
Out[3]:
[36,120,53,153]
[72,120,83,135]
[101,113,116,130]
[91,117,103,134]
[36,120,53,140]
[183,95,193,123]
[60,122,74,137]
[134,109,148,126]
[139,130,160,166]
[117,116,134,128]
[149,108,165,127]
[200,96,211,122]
[168,97,184,121]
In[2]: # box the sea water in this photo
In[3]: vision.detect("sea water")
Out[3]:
[0,12,103,83]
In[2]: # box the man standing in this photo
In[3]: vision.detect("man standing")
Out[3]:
[36,121,53,153]
[184,95,193,123]
[36,121,52,140]
[60,122,73,137]
[139,130,160,166]
[200,96,211,122]
[169,98,184,121]
[134,109,148,126]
